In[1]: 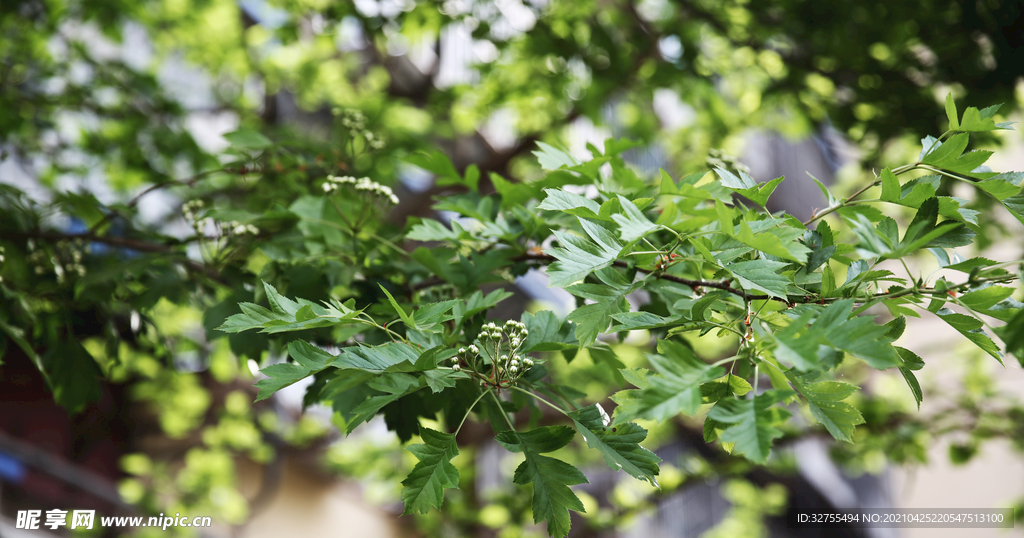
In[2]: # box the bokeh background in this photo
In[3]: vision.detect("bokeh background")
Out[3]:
[2,0,1024,536]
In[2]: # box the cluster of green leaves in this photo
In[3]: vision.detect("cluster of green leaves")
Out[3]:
[217,97,1022,536]
[2,0,1024,535]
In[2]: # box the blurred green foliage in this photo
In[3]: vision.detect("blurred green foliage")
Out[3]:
[2,0,1024,536]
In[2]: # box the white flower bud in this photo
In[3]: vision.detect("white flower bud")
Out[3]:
[459,347,466,354]
[468,345,479,354]
[452,364,461,372]
[509,365,518,373]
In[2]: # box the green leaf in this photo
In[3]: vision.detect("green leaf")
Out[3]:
[537,189,602,219]
[341,373,421,431]
[254,340,340,400]
[495,426,587,538]
[817,300,901,368]
[700,375,753,403]
[545,220,623,287]
[405,150,462,185]
[521,310,578,352]
[453,289,514,328]
[407,219,470,242]
[609,311,685,331]
[401,427,460,515]
[714,168,785,206]
[611,340,724,423]
[255,363,311,401]
[995,308,1024,367]
[934,308,1003,363]
[1001,194,1024,226]
[896,347,925,409]
[707,390,794,463]
[333,342,422,372]
[959,286,1015,310]
[534,142,580,170]
[772,310,820,370]
[411,300,458,332]
[565,268,640,345]
[568,404,661,486]
[379,284,415,327]
[611,195,657,242]
[789,377,864,442]
[725,259,793,298]
[944,257,997,273]
[921,133,968,168]
[945,93,959,130]
[223,128,272,150]
[880,168,901,203]
[422,368,464,393]
[957,104,1012,132]
[41,338,103,414]
[289,339,335,370]
[734,221,809,262]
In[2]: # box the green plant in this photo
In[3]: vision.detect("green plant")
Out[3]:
[220,96,1023,537]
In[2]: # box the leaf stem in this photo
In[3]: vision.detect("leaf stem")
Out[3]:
[509,386,571,417]
[489,390,517,430]
[456,389,491,434]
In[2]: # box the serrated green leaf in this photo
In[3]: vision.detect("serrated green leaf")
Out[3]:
[726,259,793,298]
[611,340,724,423]
[569,404,661,486]
[609,311,685,331]
[789,377,863,442]
[496,426,587,538]
[537,189,602,219]
[565,269,641,345]
[401,427,460,515]
[521,310,578,352]
[735,221,809,262]
[772,310,820,370]
[407,219,470,242]
[921,133,968,168]
[995,308,1024,367]
[1001,194,1024,226]
[255,363,310,401]
[880,168,901,202]
[944,257,997,273]
[534,142,580,170]
[611,195,657,242]
[896,347,925,409]
[700,375,753,403]
[546,220,622,287]
[334,342,422,372]
[715,168,785,206]
[959,286,1015,310]
[945,93,959,130]
[707,390,794,463]
[935,308,1003,363]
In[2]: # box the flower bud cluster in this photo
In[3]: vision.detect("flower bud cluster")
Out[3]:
[182,199,207,233]
[227,221,260,236]
[333,108,386,150]
[448,320,535,385]
[322,175,399,206]
[26,239,87,283]
[182,199,259,238]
